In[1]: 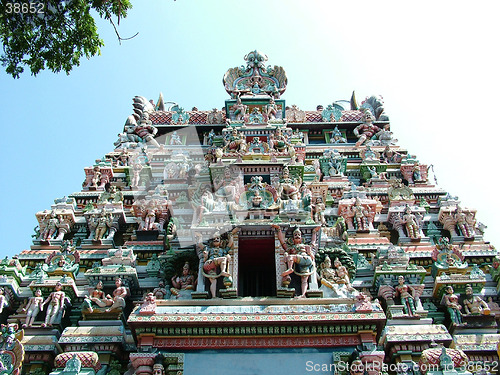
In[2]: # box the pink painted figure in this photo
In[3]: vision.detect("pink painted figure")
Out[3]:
[273,225,320,298]
[353,112,381,147]
[23,289,43,327]
[105,277,127,313]
[41,282,66,327]
[170,262,195,298]
[401,205,421,239]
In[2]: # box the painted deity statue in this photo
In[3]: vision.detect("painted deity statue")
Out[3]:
[225,128,246,153]
[0,288,8,314]
[443,286,463,325]
[330,126,346,143]
[170,262,196,299]
[463,285,489,315]
[152,281,168,300]
[270,128,290,153]
[23,289,44,327]
[394,275,418,317]
[454,206,475,238]
[273,225,321,298]
[232,97,247,121]
[40,211,60,241]
[41,282,66,327]
[279,167,301,201]
[169,131,183,145]
[266,97,278,120]
[196,228,239,298]
[352,198,370,231]
[353,112,381,147]
[401,205,421,240]
[311,196,326,226]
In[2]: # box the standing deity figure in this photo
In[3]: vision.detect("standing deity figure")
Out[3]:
[40,211,60,241]
[353,112,381,147]
[382,145,401,163]
[196,228,239,298]
[196,189,215,225]
[169,131,183,145]
[463,285,490,315]
[170,262,196,299]
[352,198,370,231]
[91,210,113,241]
[395,276,418,317]
[454,206,475,238]
[333,258,354,291]
[443,286,463,325]
[232,97,247,121]
[131,160,143,188]
[142,204,159,231]
[273,225,320,298]
[91,166,102,188]
[23,289,43,327]
[312,196,326,226]
[0,288,8,314]
[41,282,66,327]
[266,98,278,120]
[401,205,421,240]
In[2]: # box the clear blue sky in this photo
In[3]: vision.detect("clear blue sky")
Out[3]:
[1,0,499,258]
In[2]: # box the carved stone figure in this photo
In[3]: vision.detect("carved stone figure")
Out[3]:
[278,166,301,201]
[353,112,381,147]
[232,97,247,121]
[224,128,246,153]
[41,282,67,327]
[394,276,418,317]
[169,131,183,145]
[443,286,463,325]
[463,285,489,315]
[266,98,278,120]
[170,262,196,299]
[39,211,60,241]
[270,128,290,153]
[311,196,326,226]
[106,277,128,313]
[330,126,346,143]
[23,289,43,327]
[196,228,239,298]
[401,205,422,240]
[382,145,401,164]
[454,206,475,238]
[152,281,168,300]
[273,225,320,298]
[90,210,114,241]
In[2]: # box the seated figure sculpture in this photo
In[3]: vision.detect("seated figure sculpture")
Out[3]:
[463,285,490,315]
[273,225,320,298]
[170,262,196,299]
[82,278,127,314]
[318,256,355,298]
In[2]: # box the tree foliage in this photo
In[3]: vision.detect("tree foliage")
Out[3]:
[0,0,132,78]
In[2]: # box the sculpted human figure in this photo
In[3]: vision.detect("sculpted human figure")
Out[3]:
[232,97,247,121]
[134,113,160,147]
[169,131,183,145]
[196,189,214,225]
[94,210,113,241]
[225,128,246,153]
[351,198,370,231]
[170,262,196,298]
[319,256,336,288]
[196,228,239,298]
[279,166,301,201]
[23,289,43,327]
[270,128,290,153]
[312,196,326,226]
[105,277,127,313]
[443,286,463,325]
[131,161,143,188]
[0,288,8,314]
[266,97,278,120]
[333,258,354,291]
[463,285,489,315]
[353,112,381,147]
[273,225,320,298]
[42,282,66,327]
[40,211,59,241]
[152,281,168,300]
[382,145,400,163]
[454,206,475,238]
[330,126,346,143]
[401,205,421,239]
[412,163,422,182]
[394,275,418,317]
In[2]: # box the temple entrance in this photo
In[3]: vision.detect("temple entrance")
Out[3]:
[238,236,276,297]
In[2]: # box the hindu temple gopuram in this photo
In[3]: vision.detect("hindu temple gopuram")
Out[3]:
[1,51,499,375]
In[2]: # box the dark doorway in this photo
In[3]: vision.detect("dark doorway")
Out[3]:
[238,236,277,297]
